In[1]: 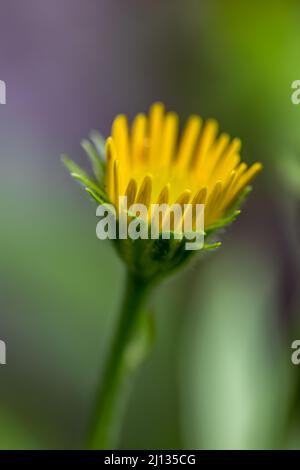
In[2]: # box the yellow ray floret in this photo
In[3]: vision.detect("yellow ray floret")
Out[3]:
[105,103,262,229]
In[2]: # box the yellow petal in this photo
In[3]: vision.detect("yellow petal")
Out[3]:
[160,113,178,167]
[192,187,207,205]
[113,160,120,209]
[125,178,138,206]
[156,184,170,204]
[136,174,153,208]
[172,189,191,231]
[205,181,223,226]
[148,102,164,165]
[151,184,170,229]
[189,187,207,230]
[232,162,263,198]
[193,119,218,170]
[131,113,147,165]
[211,137,241,182]
[222,163,247,209]
[112,114,130,168]
[201,133,230,182]
[176,115,201,170]
[105,137,116,202]
[214,171,236,217]
[175,189,191,206]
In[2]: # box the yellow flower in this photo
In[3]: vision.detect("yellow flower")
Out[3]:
[105,102,262,229]
[63,102,262,280]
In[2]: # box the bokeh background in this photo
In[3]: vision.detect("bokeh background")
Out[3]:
[1,0,300,449]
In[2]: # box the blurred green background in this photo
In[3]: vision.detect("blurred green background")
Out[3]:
[1,0,300,449]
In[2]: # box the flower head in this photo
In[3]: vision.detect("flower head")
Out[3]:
[62,103,262,281]
[106,102,262,229]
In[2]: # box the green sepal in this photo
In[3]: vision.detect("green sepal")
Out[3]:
[89,130,106,161]
[206,210,241,236]
[71,172,104,196]
[203,241,222,251]
[85,188,106,205]
[81,139,105,183]
[205,185,252,238]
[226,185,252,215]
[61,154,90,179]
[62,154,108,202]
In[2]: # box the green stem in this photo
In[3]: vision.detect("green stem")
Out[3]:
[88,270,152,449]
